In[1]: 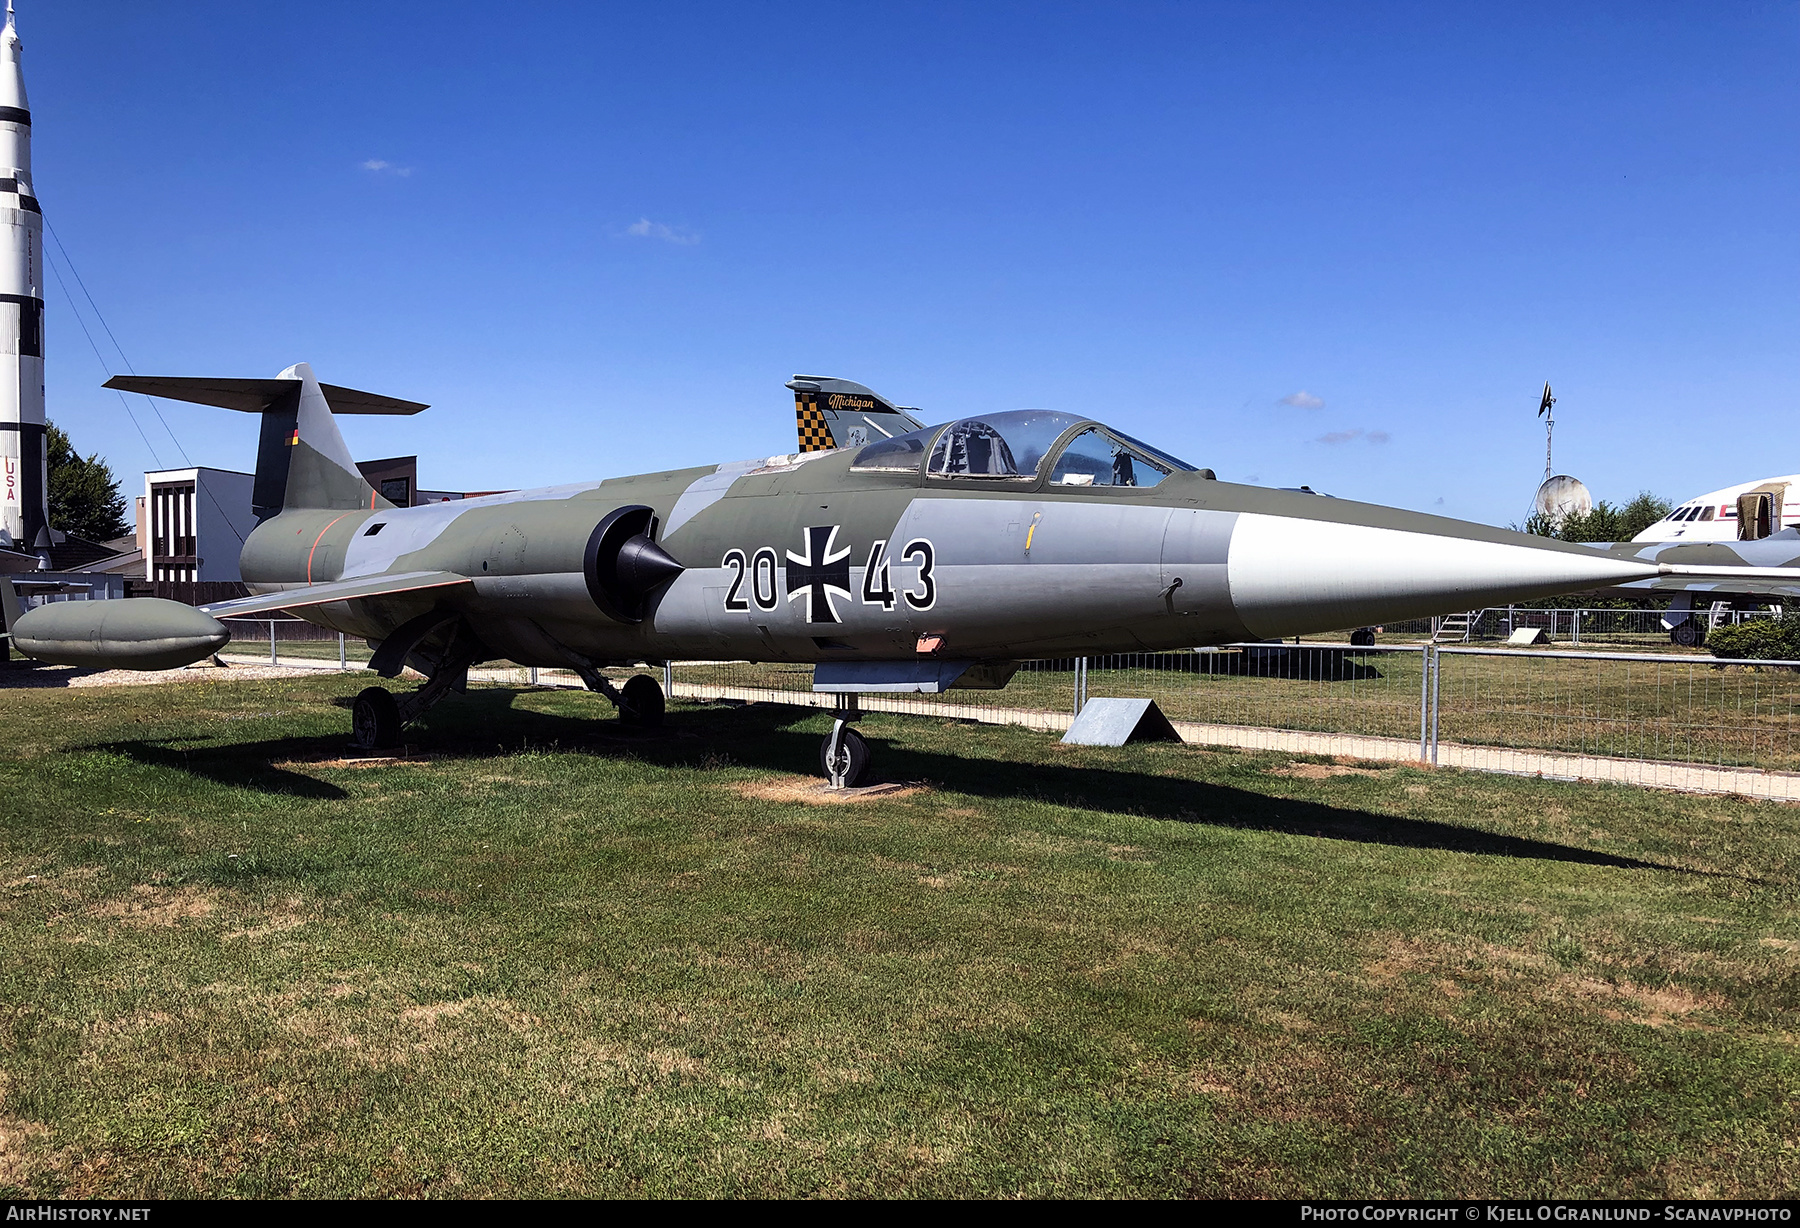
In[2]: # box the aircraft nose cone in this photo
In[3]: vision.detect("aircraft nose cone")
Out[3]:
[1224,514,1660,638]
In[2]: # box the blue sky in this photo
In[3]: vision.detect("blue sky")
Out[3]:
[25,1,1799,524]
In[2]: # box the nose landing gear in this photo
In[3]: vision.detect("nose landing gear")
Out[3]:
[821,693,871,788]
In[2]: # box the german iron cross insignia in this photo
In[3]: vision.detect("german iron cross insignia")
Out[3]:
[786,525,853,623]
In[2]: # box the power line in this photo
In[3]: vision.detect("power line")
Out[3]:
[43,217,247,547]
[43,242,163,467]
[45,217,189,465]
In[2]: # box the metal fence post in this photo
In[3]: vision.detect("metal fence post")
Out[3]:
[664,660,674,695]
[1419,646,1431,761]
[269,620,277,665]
[1073,656,1088,717]
[1429,646,1441,765]
[338,632,346,670]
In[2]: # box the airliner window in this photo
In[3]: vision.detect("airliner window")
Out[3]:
[1699,506,1715,521]
[1049,429,1172,488]
[851,424,940,473]
[927,410,1083,480]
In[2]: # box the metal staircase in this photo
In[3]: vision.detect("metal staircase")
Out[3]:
[1431,611,1476,643]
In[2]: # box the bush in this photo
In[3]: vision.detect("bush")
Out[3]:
[1708,614,1800,661]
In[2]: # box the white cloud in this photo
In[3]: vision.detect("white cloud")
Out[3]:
[1281,390,1324,410]
[626,218,700,246]
[361,159,412,177]
[1315,427,1391,446]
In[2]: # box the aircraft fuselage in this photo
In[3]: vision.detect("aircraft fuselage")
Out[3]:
[239,439,1661,668]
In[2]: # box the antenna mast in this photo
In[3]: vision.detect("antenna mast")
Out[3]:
[1538,382,1556,481]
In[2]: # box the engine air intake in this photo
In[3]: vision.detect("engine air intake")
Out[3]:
[584,504,683,623]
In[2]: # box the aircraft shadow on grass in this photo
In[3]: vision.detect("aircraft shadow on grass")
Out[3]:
[84,687,1680,873]
[86,734,352,800]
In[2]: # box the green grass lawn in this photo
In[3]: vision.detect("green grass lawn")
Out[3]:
[1,673,1796,1197]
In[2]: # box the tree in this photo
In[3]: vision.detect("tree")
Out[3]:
[1523,491,1673,544]
[1617,491,1674,541]
[46,421,128,542]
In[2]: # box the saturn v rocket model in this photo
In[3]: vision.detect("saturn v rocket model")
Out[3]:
[0,2,44,554]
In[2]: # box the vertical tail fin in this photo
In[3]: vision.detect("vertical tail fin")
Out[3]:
[785,376,925,454]
[267,362,387,513]
[103,365,429,520]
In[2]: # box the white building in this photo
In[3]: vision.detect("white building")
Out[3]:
[143,467,258,583]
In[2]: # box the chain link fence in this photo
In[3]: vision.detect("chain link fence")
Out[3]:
[1382,605,1778,648]
[208,614,1800,799]
[218,618,370,667]
[654,646,1800,798]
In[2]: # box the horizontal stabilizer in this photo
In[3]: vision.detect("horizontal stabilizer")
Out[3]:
[199,571,472,619]
[104,376,428,416]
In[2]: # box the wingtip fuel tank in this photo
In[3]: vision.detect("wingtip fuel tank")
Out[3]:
[10,597,230,670]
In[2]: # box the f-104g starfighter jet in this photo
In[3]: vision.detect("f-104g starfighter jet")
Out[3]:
[9,363,1787,784]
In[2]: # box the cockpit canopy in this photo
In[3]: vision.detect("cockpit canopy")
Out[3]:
[850,409,1195,488]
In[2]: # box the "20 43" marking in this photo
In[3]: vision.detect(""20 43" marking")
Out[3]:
[720,532,935,622]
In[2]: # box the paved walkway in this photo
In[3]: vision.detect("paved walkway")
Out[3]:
[212,655,1800,802]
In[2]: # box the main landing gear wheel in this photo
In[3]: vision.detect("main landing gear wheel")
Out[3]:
[1671,621,1706,649]
[820,726,872,789]
[352,686,402,750]
[620,674,665,727]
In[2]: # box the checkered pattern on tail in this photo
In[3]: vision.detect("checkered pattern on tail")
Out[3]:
[794,395,838,452]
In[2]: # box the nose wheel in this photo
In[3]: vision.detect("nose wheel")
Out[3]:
[819,693,871,788]
[821,724,871,788]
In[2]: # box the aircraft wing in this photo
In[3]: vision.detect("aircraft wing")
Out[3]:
[198,571,472,618]
[1613,574,1800,599]
[1580,540,1800,600]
